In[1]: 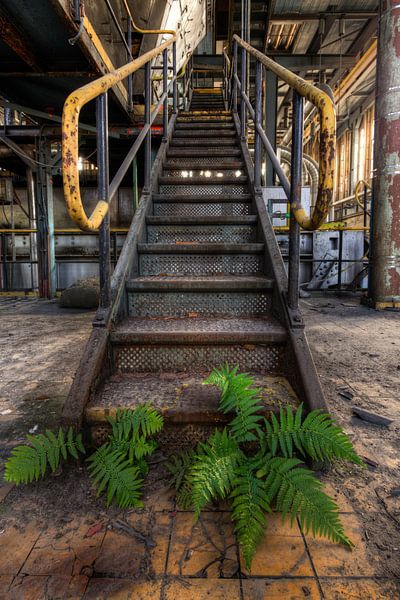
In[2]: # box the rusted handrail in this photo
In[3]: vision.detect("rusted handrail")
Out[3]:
[232,35,336,231]
[62,37,176,232]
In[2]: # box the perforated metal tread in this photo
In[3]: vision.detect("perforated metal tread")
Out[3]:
[147,224,256,243]
[164,159,244,169]
[139,253,264,275]
[111,316,287,344]
[126,275,273,291]
[158,175,247,185]
[138,243,264,254]
[113,342,284,374]
[167,147,241,157]
[86,373,299,423]
[153,202,252,218]
[146,216,257,225]
[171,138,237,146]
[159,183,249,196]
[152,194,251,202]
[175,122,234,130]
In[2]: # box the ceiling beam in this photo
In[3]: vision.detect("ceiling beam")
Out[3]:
[0,10,41,72]
[270,12,377,24]
[307,14,336,55]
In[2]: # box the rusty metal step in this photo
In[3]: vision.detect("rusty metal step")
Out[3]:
[138,244,264,276]
[110,316,286,345]
[164,158,244,169]
[173,130,235,138]
[175,122,234,130]
[85,373,299,448]
[127,279,273,317]
[152,202,252,218]
[167,147,241,157]
[146,215,257,225]
[170,138,237,146]
[177,116,233,123]
[146,223,257,243]
[152,194,252,202]
[179,110,231,117]
[158,175,247,185]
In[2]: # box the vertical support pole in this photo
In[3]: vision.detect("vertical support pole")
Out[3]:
[36,139,55,298]
[232,39,238,113]
[127,18,133,112]
[264,71,277,186]
[132,156,138,212]
[369,0,400,308]
[337,229,343,291]
[96,92,111,309]
[172,41,177,114]
[162,48,168,141]
[254,60,262,191]
[144,61,151,194]
[26,167,38,290]
[240,46,246,141]
[288,91,303,313]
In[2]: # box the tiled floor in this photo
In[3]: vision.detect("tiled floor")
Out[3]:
[0,481,399,600]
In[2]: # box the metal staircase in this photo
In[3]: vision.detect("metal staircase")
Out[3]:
[60,36,335,449]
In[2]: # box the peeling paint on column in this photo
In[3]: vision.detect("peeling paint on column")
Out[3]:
[370,0,400,308]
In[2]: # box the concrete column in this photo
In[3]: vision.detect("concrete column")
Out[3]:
[369,0,400,309]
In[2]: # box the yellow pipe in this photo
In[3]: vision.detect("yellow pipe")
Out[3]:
[62,36,175,232]
[121,0,175,37]
[233,35,336,231]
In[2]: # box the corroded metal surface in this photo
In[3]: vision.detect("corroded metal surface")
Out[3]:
[233,34,336,231]
[370,0,400,308]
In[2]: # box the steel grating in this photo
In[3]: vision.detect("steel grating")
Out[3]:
[147,224,256,243]
[114,344,284,374]
[159,184,249,196]
[163,169,244,178]
[128,292,272,317]
[139,254,264,276]
[153,202,252,217]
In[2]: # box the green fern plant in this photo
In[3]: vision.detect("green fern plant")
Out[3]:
[4,405,164,510]
[167,365,363,570]
[87,404,164,508]
[4,427,85,484]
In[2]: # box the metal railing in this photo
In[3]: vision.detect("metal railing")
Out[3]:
[224,35,336,311]
[62,36,193,307]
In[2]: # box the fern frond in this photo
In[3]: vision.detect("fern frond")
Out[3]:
[204,366,264,442]
[108,405,163,442]
[258,456,353,547]
[191,429,243,518]
[264,405,363,465]
[166,448,196,509]
[87,444,143,508]
[231,461,271,570]
[4,427,85,485]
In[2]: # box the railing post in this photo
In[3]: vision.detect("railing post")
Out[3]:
[232,40,238,113]
[162,48,168,141]
[288,90,303,314]
[240,46,246,140]
[126,18,133,112]
[96,92,111,309]
[172,41,177,114]
[254,59,262,191]
[144,61,151,194]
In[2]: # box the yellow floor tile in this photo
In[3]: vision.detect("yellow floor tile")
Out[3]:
[167,512,239,578]
[242,535,313,577]
[83,578,162,599]
[163,579,241,600]
[242,578,321,599]
[320,577,400,599]
[305,513,375,577]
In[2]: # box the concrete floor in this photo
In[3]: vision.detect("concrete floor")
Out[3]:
[0,295,399,599]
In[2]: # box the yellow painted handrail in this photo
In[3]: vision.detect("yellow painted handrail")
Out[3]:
[62,36,175,232]
[233,35,336,231]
